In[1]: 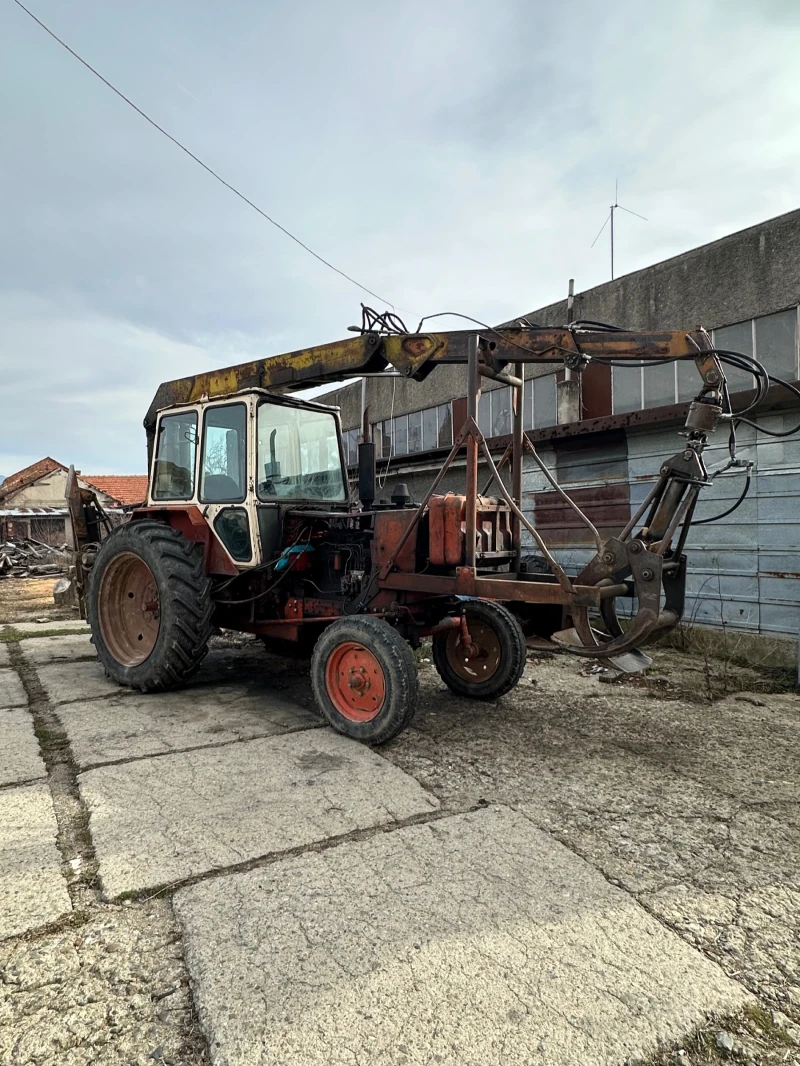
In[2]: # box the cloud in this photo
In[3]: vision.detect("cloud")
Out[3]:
[1,0,799,475]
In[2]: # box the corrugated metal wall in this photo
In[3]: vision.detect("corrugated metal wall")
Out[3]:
[523,413,800,638]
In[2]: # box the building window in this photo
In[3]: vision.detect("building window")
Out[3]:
[371,402,453,459]
[534,375,557,429]
[394,414,408,455]
[477,387,515,438]
[437,403,452,446]
[408,410,422,453]
[614,307,799,414]
[712,320,754,394]
[755,308,798,382]
[523,375,558,429]
[612,365,643,414]
[342,428,361,467]
[377,420,392,459]
[643,363,676,409]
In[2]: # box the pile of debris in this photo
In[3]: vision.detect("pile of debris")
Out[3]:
[0,538,70,578]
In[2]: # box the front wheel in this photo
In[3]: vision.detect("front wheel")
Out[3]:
[88,520,213,691]
[432,599,526,700]
[310,616,418,744]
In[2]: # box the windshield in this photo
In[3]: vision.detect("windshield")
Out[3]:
[257,401,346,501]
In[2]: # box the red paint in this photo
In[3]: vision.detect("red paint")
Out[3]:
[129,506,238,576]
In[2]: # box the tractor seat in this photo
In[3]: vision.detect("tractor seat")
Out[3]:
[202,474,243,502]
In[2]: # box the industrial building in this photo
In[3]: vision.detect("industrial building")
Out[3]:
[325,208,800,639]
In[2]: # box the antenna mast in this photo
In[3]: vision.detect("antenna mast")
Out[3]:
[591,180,647,280]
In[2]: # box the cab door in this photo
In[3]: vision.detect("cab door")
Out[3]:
[198,400,259,566]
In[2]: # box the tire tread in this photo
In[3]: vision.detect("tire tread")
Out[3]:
[88,520,213,692]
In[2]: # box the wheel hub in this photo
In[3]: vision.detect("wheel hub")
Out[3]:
[325,641,386,723]
[97,551,161,668]
[445,620,502,682]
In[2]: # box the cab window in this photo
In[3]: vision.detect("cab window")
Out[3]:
[200,404,247,503]
[152,411,198,500]
[256,402,346,501]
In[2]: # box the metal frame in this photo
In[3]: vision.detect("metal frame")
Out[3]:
[363,330,730,660]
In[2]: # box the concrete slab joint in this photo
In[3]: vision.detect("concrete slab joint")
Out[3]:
[81,729,440,898]
[0,783,72,940]
[174,806,749,1066]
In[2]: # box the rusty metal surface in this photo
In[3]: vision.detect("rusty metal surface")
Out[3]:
[144,327,714,442]
[372,510,419,573]
[531,484,631,546]
[429,495,513,567]
[377,570,606,606]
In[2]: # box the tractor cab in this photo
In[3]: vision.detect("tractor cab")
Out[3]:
[148,390,350,569]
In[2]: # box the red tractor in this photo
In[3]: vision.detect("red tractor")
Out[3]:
[71,322,733,743]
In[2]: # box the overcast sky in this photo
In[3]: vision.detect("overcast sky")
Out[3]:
[1,0,798,476]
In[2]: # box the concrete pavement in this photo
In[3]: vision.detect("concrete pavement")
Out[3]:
[175,806,749,1066]
[0,627,797,1065]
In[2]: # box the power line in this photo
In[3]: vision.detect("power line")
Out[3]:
[10,0,396,308]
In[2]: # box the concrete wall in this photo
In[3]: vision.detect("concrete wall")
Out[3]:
[331,209,800,436]
[520,208,800,332]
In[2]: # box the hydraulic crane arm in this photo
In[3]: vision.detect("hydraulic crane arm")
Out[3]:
[144,325,719,446]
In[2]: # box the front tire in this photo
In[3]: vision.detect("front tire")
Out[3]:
[311,616,418,744]
[88,520,213,691]
[432,599,526,700]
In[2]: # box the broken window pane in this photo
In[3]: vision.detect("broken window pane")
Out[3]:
[643,362,676,408]
[437,404,452,447]
[491,387,511,437]
[478,391,491,436]
[534,375,557,427]
[380,420,392,459]
[393,414,408,455]
[612,365,642,413]
[407,410,422,452]
[523,378,535,431]
[756,308,797,382]
[422,407,438,450]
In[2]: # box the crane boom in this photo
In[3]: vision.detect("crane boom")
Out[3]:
[144,325,715,444]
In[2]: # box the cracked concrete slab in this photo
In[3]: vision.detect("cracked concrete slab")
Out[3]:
[18,633,96,665]
[388,665,800,1006]
[542,683,800,812]
[58,683,322,769]
[0,900,207,1066]
[35,644,316,709]
[0,667,26,709]
[37,659,125,705]
[0,707,46,786]
[175,806,749,1066]
[0,783,72,939]
[81,729,439,897]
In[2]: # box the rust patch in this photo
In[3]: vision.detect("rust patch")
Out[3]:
[532,484,630,546]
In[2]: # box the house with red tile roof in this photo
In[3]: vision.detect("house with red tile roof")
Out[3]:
[0,458,147,543]
[80,476,149,507]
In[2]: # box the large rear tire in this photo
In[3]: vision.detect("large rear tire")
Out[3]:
[311,616,418,744]
[88,520,213,691]
[432,599,526,700]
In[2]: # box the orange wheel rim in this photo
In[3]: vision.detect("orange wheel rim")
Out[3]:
[444,620,501,683]
[324,641,386,723]
[97,551,160,667]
